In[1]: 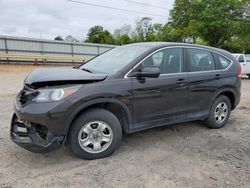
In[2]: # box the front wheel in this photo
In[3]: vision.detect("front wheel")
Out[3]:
[205,95,231,129]
[68,108,122,159]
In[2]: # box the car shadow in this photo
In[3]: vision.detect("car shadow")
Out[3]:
[15,120,207,162]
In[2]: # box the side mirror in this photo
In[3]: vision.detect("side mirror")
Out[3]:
[132,67,160,78]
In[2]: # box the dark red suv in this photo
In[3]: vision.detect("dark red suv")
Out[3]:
[11,42,241,159]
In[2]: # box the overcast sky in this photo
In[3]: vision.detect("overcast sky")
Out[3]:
[0,0,175,40]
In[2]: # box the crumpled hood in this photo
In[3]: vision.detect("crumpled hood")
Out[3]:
[24,67,107,87]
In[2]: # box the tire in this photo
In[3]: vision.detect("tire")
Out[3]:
[247,74,250,79]
[205,95,231,129]
[68,108,122,159]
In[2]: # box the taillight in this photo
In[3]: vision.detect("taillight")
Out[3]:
[237,63,242,78]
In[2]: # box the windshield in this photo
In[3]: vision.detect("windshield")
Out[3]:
[80,45,151,74]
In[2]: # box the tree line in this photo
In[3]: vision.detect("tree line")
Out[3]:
[55,0,250,53]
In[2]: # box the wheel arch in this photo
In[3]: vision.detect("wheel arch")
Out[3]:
[211,88,237,111]
[64,98,133,137]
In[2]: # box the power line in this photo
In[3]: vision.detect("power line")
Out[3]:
[123,0,169,11]
[68,0,168,18]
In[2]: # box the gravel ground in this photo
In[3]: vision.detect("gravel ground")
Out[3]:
[0,65,249,188]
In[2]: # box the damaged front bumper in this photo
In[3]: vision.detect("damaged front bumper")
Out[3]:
[10,114,64,153]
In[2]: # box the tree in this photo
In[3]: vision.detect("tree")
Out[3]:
[170,0,249,47]
[85,26,114,44]
[224,20,250,53]
[169,0,197,42]
[113,33,131,45]
[229,1,250,53]
[132,17,154,42]
[145,23,163,41]
[54,35,64,41]
[113,25,132,45]
[65,35,79,42]
[161,23,181,42]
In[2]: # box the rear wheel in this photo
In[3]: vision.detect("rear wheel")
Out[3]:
[205,95,231,129]
[68,108,122,159]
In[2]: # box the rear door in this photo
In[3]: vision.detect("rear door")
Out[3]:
[186,48,222,117]
[130,47,189,129]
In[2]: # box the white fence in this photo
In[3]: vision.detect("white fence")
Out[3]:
[0,36,116,64]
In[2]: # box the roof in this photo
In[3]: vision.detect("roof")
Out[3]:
[125,42,230,55]
[232,53,243,56]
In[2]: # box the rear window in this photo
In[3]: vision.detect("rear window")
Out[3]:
[217,55,231,69]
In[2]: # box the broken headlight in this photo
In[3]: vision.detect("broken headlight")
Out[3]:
[33,85,80,102]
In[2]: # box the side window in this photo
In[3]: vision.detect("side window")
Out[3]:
[246,55,250,62]
[140,48,183,74]
[141,51,164,69]
[187,48,215,72]
[151,52,164,66]
[238,55,245,63]
[217,55,231,69]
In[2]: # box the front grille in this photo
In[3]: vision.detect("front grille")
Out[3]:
[19,86,38,105]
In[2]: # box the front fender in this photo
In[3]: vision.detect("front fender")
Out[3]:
[63,98,133,136]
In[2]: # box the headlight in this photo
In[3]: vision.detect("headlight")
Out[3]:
[33,85,80,102]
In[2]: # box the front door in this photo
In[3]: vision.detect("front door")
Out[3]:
[130,47,189,129]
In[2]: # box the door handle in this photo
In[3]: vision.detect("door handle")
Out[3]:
[215,74,221,79]
[176,79,187,84]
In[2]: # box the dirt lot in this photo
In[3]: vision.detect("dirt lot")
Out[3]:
[0,64,249,188]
